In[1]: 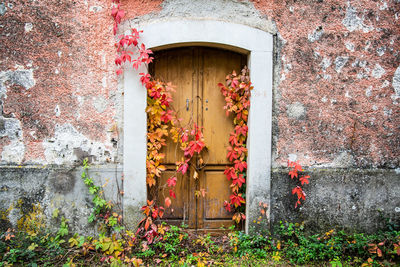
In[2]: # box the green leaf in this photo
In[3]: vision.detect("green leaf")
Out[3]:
[28,242,38,251]
[88,213,95,223]
[89,186,97,194]
[52,208,60,218]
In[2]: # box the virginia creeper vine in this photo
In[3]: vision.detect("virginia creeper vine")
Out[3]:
[218,67,252,224]
[111,1,207,239]
[287,160,310,208]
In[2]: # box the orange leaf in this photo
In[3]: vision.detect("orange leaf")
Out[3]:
[377,248,382,257]
[165,197,171,208]
[144,217,151,231]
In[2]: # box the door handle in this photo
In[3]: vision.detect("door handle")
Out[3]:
[186,99,189,111]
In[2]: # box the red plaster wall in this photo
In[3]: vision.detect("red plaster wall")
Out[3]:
[1,0,398,168]
[252,0,399,167]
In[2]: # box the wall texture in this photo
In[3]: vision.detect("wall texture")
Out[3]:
[0,0,399,233]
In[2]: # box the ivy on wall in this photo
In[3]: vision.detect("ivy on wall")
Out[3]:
[218,68,252,224]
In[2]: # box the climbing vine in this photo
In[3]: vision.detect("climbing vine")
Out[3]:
[287,160,310,208]
[140,76,206,240]
[218,67,252,224]
[111,1,208,237]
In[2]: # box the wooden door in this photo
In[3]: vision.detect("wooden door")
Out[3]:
[150,47,247,230]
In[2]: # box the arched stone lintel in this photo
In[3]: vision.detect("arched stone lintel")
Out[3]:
[138,19,273,53]
[123,19,273,233]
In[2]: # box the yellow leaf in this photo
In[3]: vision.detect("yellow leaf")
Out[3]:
[193,171,199,180]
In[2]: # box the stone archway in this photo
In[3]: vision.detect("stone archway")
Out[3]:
[123,19,273,233]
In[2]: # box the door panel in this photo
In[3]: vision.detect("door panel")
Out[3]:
[203,171,233,219]
[152,48,196,164]
[157,170,188,220]
[201,48,244,165]
[150,47,246,230]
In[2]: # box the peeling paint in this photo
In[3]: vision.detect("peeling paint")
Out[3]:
[43,123,111,165]
[308,26,323,43]
[365,86,372,97]
[371,64,385,79]
[376,46,386,56]
[321,57,331,71]
[24,22,33,33]
[392,65,400,98]
[89,5,103,13]
[345,41,355,52]
[0,68,36,97]
[0,3,6,16]
[287,102,306,120]
[342,4,374,32]
[335,56,349,73]
[54,105,60,117]
[92,96,108,113]
[0,117,24,164]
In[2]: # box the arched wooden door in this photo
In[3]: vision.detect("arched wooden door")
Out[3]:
[150,47,247,231]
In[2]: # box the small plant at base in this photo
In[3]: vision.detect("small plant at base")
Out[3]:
[81,158,123,234]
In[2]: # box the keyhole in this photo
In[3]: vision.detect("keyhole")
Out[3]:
[186,99,189,111]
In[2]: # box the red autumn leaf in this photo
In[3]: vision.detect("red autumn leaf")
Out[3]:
[177,162,188,175]
[234,160,247,172]
[223,200,232,212]
[232,174,245,188]
[144,217,151,231]
[377,248,382,257]
[169,189,176,199]
[229,132,239,146]
[235,125,248,136]
[292,186,306,208]
[116,68,123,76]
[299,175,310,185]
[165,197,171,208]
[152,208,158,219]
[160,110,173,123]
[158,206,164,218]
[115,56,122,66]
[139,43,153,59]
[200,188,206,197]
[140,73,151,85]
[132,59,141,70]
[224,167,237,180]
[111,5,119,19]
[230,193,245,208]
[141,205,150,216]
[236,146,247,157]
[166,176,177,187]
[289,169,298,179]
[227,146,238,161]
[231,78,239,88]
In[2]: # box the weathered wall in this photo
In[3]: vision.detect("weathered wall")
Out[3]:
[0,0,399,233]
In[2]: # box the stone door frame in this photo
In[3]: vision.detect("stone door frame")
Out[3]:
[123,19,273,232]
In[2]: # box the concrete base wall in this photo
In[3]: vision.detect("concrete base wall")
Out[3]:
[0,165,122,235]
[1,165,398,234]
[271,168,400,233]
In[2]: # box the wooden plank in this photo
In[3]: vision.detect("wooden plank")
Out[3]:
[200,48,243,165]
[156,170,188,220]
[152,48,195,164]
